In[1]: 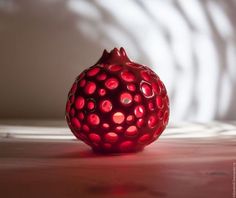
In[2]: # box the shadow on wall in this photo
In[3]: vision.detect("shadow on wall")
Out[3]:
[0,0,235,122]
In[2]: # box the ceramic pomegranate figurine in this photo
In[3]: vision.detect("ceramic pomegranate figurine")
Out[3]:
[66,48,169,153]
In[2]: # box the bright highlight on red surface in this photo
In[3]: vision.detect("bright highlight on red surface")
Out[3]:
[113,112,125,124]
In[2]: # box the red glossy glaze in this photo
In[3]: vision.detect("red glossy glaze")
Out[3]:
[66,48,169,153]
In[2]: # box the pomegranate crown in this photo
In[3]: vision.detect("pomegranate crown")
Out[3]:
[96,47,131,65]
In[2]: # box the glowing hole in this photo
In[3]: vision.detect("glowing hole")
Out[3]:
[88,113,100,125]
[87,67,100,77]
[100,100,112,112]
[134,105,145,118]
[115,126,123,132]
[70,108,75,117]
[103,123,110,129]
[98,88,106,96]
[105,132,119,143]
[148,102,155,111]
[148,115,158,128]
[154,127,163,138]
[79,79,86,87]
[158,110,164,120]
[89,133,101,143]
[87,100,95,110]
[163,111,169,125]
[125,126,138,136]
[78,112,84,120]
[156,96,164,109]
[120,92,132,106]
[97,73,107,81]
[121,70,135,82]
[127,84,136,92]
[140,70,151,81]
[75,96,85,110]
[85,81,96,95]
[138,134,150,144]
[141,82,153,97]
[105,78,119,90]
[152,82,160,95]
[113,112,125,124]
[71,117,81,129]
[137,118,144,128]
[109,64,122,72]
[126,115,134,123]
[82,124,89,132]
[121,71,135,82]
[134,94,142,103]
[158,80,166,95]
[119,141,134,151]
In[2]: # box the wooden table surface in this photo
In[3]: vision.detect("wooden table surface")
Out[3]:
[0,120,235,198]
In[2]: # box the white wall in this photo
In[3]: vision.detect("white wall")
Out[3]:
[0,0,236,122]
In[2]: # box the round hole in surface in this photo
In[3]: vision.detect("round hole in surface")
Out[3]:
[138,134,151,144]
[148,115,158,128]
[120,92,133,106]
[75,96,85,110]
[88,113,100,125]
[121,70,135,82]
[119,141,134,151]
[113,112,125,124]
[89,133,101,143]
[140,70,151,81]
[104,132,119,143]
[156,96,164,109]
[85,81,96,95]
[105,77,119,90]
[71,117,81,129]
[108,64,122,72]
[87,100,95,110]
[98,88,106,96]
[97,73,107,81]
[134,105,145,118]
[127,84,136,92]
[87,67,100,77]
[125,126,138,136]
[100,100,112,112]
[141,82,153,97]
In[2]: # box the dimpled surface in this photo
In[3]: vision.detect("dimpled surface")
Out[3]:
[66,48,169,153]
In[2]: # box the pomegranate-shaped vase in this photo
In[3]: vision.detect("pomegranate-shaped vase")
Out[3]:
[66,48,169,153]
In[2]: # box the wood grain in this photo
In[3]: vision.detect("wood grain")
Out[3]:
[0,121,235,198]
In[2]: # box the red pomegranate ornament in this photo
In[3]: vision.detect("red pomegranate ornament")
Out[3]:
[66,48,169,153]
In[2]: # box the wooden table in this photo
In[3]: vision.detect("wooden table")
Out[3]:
[0,120,235,198]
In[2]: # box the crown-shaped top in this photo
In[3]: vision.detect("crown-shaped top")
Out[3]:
[96,47,131,65]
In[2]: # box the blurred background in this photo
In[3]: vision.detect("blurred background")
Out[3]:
[0,0,236,124]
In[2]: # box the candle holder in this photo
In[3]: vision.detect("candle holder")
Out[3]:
[66,48,169,153]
